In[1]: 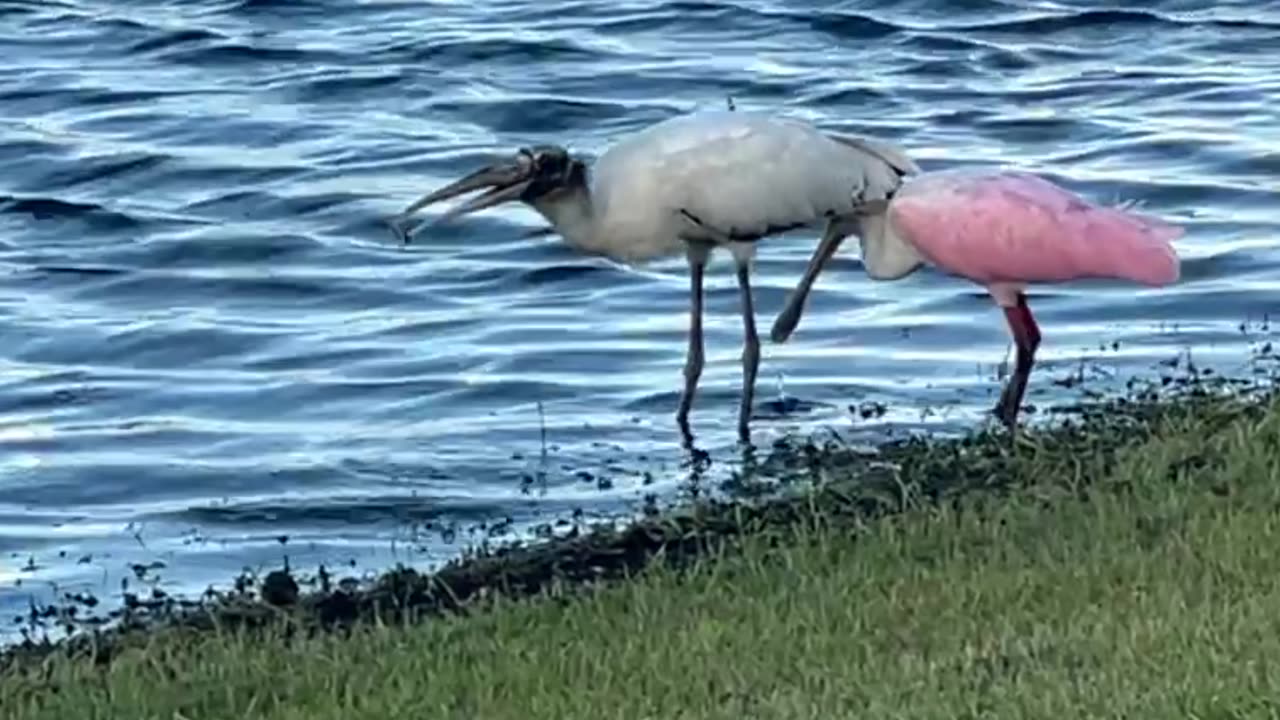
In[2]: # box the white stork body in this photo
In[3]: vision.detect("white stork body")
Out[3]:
[545,111,914,264]
[391,109,919,444]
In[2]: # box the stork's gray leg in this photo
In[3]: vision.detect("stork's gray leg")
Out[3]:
[770,219,848,344]
[676,242,710,441]
[735,260,760,443]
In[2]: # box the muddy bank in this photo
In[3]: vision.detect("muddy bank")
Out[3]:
[1,363,1271,672]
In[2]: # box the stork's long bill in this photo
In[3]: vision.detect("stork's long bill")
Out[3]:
[389,152,538,243]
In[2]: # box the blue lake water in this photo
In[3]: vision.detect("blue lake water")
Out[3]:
[1,0,1278,640]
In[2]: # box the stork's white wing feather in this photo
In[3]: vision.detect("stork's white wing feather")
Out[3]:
[590,111,913,248]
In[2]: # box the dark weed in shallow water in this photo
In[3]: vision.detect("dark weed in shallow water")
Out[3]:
[3,357,1274,673]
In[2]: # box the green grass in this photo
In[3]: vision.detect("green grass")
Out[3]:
[6,388,1280,718]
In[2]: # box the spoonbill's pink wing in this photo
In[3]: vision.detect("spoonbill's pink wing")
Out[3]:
[888,169,1183,289]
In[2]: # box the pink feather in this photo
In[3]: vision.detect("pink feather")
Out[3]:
[888,169,1182,306]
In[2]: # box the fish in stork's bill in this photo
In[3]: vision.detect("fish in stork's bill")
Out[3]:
[390,109,920,444]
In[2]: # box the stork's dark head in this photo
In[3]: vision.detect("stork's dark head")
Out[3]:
[390,144,587,240]
[516,145,586,203]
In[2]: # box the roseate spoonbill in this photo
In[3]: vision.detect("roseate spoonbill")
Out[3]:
[390,110,920,443]
[769,167,1183,429]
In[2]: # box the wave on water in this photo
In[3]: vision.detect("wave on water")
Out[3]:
[1,0,1277,642]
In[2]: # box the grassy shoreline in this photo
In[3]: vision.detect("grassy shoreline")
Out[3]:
[5,372,1280,717]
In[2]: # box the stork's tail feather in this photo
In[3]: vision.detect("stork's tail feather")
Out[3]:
[825,132,921,176]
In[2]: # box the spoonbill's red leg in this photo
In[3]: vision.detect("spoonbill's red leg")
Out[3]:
[994,292,1042,429]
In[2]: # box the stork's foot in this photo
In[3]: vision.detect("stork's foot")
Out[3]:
[770,298,804,344]
[387,216,414,245]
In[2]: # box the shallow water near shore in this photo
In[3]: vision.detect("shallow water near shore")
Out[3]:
[1,0,1278,640]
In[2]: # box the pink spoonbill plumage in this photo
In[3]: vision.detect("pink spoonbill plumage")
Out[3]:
[770,167,1184,429]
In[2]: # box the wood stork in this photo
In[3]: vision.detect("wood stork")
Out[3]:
[390,110,919,444]
[769,167,1183,429]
